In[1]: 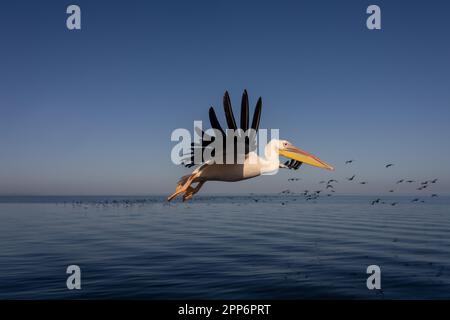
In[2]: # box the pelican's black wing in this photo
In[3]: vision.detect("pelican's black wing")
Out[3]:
[183,90,262,167]
[284,160,303,170]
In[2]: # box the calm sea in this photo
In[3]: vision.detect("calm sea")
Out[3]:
[0,195,449,299]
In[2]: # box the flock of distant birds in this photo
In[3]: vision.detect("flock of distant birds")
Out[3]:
[280,159,439,206]
[59,198,158,209]
[59,159,440,208]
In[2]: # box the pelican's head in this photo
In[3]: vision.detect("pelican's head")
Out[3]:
[275,139,334,171]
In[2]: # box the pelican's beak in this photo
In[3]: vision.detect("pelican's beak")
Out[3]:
[279,145,334,171]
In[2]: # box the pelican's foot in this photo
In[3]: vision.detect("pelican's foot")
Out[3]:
[182,186,196,202]
[167,172,201,202]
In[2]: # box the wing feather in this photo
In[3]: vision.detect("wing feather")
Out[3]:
[240,90,249,131]
[251,97,262,131]
[223,91,237,130]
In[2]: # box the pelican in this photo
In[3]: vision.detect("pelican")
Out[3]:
[168,90,334,201]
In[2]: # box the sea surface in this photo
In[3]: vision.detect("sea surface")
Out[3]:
[0,195,449,299]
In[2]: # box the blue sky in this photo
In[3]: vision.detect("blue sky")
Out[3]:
[0,0,449,195]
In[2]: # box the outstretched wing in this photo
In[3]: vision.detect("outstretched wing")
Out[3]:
[183,90,262,167]
[284,160,303,170]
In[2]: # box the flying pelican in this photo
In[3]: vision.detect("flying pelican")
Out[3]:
[168,90,334,201]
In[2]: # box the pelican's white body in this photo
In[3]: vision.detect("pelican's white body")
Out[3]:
[191,141,281,183]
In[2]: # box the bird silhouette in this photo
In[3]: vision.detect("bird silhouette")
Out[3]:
[360,181,367,185]
[371,198,381,205]
[431,179,438,184]
[345,160,355,164]
[385,164,394,168]
[396,179,404,184]
[347,175,356,181]
[327,179,338,184]
[431,194,438,198]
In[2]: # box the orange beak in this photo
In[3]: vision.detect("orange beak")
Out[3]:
[279,145,334,171]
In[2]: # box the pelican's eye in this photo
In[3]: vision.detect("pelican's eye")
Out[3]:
[283,142,288,148]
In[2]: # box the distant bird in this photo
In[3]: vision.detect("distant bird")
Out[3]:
[345,160,355,164]
[385,164,394,168]
[326,184,334,189]
[411,198,419,202]
[420,200,425,203]
[406,180,415,183]
[421,181,428,185]
[371,198,381,205]
[360,181,367,185]
[288,178,300,182]
[347,175,356,181]
[389,190,394,193]
[396,179,404,184]
[327,179,338,184]
[431,179,438,184]
[431,194,438,198]
[391,202,398,206]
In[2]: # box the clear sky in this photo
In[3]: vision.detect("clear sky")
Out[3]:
[0,0,449,196]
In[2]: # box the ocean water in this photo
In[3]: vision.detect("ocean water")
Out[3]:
[0,195,449,299]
